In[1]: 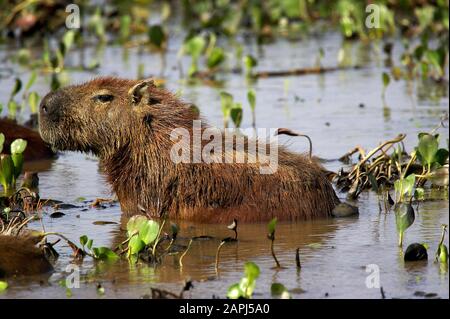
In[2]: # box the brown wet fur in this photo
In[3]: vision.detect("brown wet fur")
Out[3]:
[0,235,53,277]
[0,118,55,161]
[38,77,340,223]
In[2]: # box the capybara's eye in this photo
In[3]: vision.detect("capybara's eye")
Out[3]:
[94,94,114,103]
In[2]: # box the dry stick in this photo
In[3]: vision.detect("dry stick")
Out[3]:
[179,238,193,268]
[256,66,360,78]
[348,134,406,196]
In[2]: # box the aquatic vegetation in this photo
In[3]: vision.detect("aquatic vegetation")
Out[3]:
[227,261,260,299]
[0,135,27,195]
[335,124,449,201]
[124,215,162,263]
[0,280,8,292]
[78,235,118,261]
[435,225,449,264]
[395,201,415,247]
[267,217,281,268]
[271,283,291,299]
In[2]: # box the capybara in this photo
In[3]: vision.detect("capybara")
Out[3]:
[0,235,52,277]
[0,118,55,161]
[38,77,340,223]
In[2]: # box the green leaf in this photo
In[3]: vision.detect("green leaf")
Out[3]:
[439,244,448,263]
[0,281,8,291]
[148,25,166,48]
[434,149,449,166]
[62,30,76,54]
[226,283,242,299]
[10,139,27,154]
[129,235,145,255]
[417,133,439,166]
[382,72,390,88]
[230,103,243,128]
[414,187,425,200]
[138,219,160,245]
[268,217,278,235]
[87,239,93,250]
[126,215,148,237]
[395,203,415,234]
[184,36,206,59]
[207,47,225,69]
[25,71,37,91]
[28,92,40,114]
[120,15,131,40]
[80,235,88,247]
[247,89,256,111]
[11,78,22,98]
[244,261,260,282]
[92,247,119,261]
[11,153,24,179]
[0,155,14,189]
[220,92,234,118]
[0,133,4,153]
[271,283,291,298]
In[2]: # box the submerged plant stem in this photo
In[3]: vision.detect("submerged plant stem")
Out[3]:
[179,238,193,268]
[271,238,281,268]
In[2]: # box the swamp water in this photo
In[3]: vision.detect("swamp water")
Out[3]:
[0,31,448,299]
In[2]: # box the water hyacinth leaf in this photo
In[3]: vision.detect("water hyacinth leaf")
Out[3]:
[268,217,277,235]
[11,153,24,179]
[243,55,257,75]
[62,30,76,54]
[0,133,4,153]
[226,283,242,299]
[207,47,226,69]
[7,100,18,118]
[417,133,439,167]
[80,235,88,247]
[11,78,22,98]
[25,71,37,91]
[184,36,206,59]
[0,281,8,292]
[247,89,256,111]
[271,283,291,299]
[148,25,166,48]
[439,244,448,263]
[368,172,379,192]
[395,202,415,246]
[414,187,425,200]
[92,247,119,261]
[10,139,27,154]
[126,215,148,237]
[0,155,14,188]
[28,92,40,114]
[87,239,93,250]
[138,219,160,245]
[220,92,233,119]
[244,261,260,282]
[120,15,131,41]
[434,149,449,166]
[230,104,243,128]
[382,72,390,88]
[129,235,145,255]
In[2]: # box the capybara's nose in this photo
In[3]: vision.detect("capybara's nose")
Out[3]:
[39,90,66,122]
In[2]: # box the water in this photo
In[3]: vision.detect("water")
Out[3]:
[0,30,448,299]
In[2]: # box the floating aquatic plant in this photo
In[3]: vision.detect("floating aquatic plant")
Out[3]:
[227,261,260,299]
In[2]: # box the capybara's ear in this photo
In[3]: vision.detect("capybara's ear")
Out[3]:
[128,78,156,106]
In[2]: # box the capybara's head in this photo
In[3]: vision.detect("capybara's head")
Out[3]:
[39,77,192,157]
